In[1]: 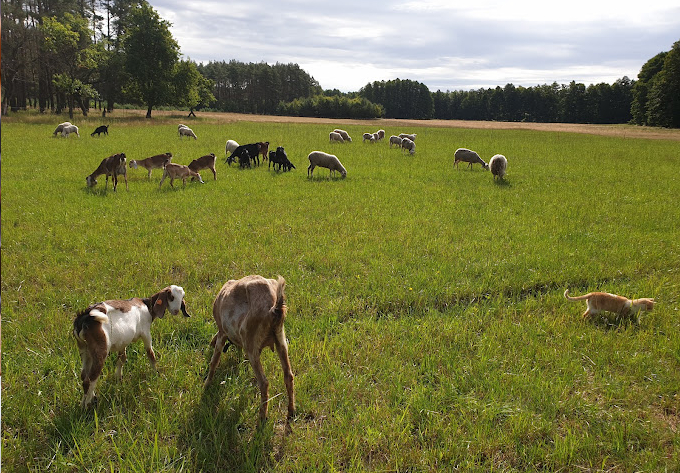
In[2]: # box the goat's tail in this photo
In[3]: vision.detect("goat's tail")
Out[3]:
[73,305,109,341]
[270,276,287,325]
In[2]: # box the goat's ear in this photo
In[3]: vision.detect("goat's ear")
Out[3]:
[151,291,168,319]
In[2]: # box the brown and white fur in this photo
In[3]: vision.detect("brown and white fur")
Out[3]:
[159,162,204,188]
[129,153,172,179]
[73,285,190,408]
[564,289,654,322]
[204,275,295,424]
[86,153,128,191]
[188,153,217,180]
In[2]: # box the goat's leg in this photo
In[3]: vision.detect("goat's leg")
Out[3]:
[141,334,157,369]
[204,332,228,386]
[274,334,296,420]
[82,350,105,408]
[248,350,270,422]
[115,349,127,380]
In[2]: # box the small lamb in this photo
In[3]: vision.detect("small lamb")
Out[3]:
[329,131,345,143]
[389,135,403,148]
[307,151,347,178]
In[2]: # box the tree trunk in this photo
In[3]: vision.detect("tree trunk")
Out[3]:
[146,105,153,118]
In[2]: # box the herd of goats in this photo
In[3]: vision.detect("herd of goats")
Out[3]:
[48,119,512,422]
[52,121,508,192]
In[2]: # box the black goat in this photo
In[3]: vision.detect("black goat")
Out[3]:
[269,147,296,172]
[91,125,109,137]
[225,143,261,167]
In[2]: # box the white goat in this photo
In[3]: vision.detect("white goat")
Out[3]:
[62,124,80,138]
[401,138,416,155]
[73,285,190,407]
[489,154,507,180]
[178,126,197,140]
[204,275,295,423]
[333,129,352,142]
[307,151,347,178]
[129,153,172,179]
[389,135,403,148]
[329,131,345,143]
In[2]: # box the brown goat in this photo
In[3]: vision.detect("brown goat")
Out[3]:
[205,275,295,424]
[159,163,204,188]
[129,153,172,179]
[258,142,270,162]
[188,153,217,180]
[86,153,128,191]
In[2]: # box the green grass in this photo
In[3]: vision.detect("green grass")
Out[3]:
[2,112,680,472]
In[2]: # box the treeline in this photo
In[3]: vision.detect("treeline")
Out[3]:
[196,61,322,115]
[276,94,384,119]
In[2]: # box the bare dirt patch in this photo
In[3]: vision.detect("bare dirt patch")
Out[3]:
[97,109,680,141]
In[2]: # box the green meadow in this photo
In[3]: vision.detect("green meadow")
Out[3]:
[2,113,679,472]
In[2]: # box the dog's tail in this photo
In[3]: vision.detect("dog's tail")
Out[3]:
[564,289,590,301]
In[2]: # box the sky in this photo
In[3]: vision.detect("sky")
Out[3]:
[152,0,680,93]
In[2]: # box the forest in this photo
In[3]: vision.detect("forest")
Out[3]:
[2,0,679,126]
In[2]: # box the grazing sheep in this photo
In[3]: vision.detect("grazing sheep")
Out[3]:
[329,131,345,144]
[307,151,347,178]
[453,148,489,170]
[225,139,240,157]
[489,154,507,180]
[399,133,417,141]
[53,122,72,137]
[62,124,80,138]
[86,153,128,191]
[269,146,296,171]
[389,135,403,148]
[73,285,190,408]
[376,129,385,140]
[204,275,295,423]
[178,126,197,140]
[362,133,376,143]
[159,163,204,188]
[188,153,217,180]
[129,153,172,179]
[90,125,109,137]
[333,129,352,142]
[401,138,416,155]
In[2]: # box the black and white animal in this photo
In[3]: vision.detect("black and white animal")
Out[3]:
[225,143,261,168]
[453,148,489,170]
[268,147,296,171]
[73,285,190,407]
[86,153,128,191]
[91,125,109,137]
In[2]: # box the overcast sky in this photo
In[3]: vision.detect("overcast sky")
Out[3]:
[152,0,680,93]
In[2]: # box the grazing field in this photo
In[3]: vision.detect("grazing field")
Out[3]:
[2,112,680,472]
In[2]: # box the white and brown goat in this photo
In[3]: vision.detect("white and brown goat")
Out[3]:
[205,275,295,424]
[73,285,190,408]
[86,153,128,191]
[159,163,204,188]
[129,153,172,179]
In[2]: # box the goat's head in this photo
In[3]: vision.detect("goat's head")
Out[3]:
[86,175,97,187]
[150,285,191,319]
[129,160,138,169]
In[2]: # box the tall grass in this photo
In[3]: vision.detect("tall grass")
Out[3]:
[2,114,679,471]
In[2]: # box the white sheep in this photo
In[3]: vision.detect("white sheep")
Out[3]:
[401,138,416,155]
[307,151,347,178]
[362,133,376,143]
[329,131,345,143]
[489,154,507,180]
[225,139,239,155]
[453,148,489,170]
[389,135,403,148]
[376,129,385,140]
[333,129,352,142]
[62,124,80,138]
[178,126,197,140]
[73,285,190,407]
[399,133,417,141]
[53,121,72,137]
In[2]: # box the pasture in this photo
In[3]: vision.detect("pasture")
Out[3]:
[2,112,680,472]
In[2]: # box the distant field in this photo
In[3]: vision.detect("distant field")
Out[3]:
[2,112,679,472]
